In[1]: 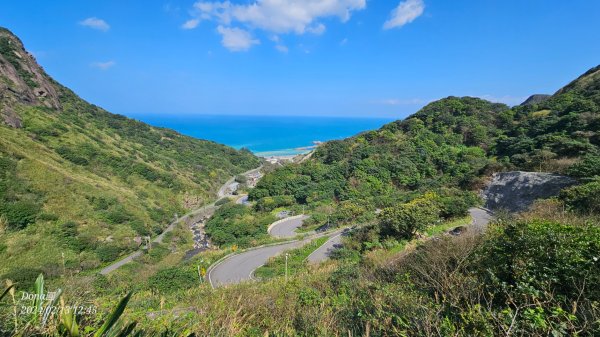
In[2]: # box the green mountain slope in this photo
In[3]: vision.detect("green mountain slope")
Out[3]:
[0,28,261,280]
[250,66,600,219]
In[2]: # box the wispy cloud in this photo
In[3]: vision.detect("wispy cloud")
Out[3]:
[270,36,288,53]
[182,19,200,30]
[384,0,425,30]
[275,44,289,53]
[163,3,181,14]
[91,61,116,70]
[184,0,366,51]
[79,17,110,32]
[217,26,260,52]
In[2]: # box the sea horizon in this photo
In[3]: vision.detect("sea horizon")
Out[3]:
[132,114,396,157]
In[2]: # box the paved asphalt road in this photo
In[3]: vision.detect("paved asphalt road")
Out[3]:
[100,167,261,275]
[469,207,494,230]
[208,229,345,287]
[99,203,218,275]
[208,240,308,287]
[218,167,262,198]
[208,207,495,287]
[307,231,344,264]
[268,215,310,238]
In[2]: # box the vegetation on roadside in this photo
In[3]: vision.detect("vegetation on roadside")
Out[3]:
[204,203,276,248]
[253,236,330,279]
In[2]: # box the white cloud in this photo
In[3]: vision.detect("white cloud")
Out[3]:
[383,0,424,30]
[91,61,116,70]
[79,17,110,32]
[186,0,366,51]
[217,26,260,52]
[340,38,348,45]
[306,23,326,35]
[275,44,289,53]
[182,19,201,29]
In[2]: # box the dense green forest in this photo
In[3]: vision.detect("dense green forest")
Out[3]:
[249,67,600,234]
[0,28,261,284]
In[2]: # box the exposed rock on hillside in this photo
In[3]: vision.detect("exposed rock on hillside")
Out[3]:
[520,94,551,106]
[0,28,61,127]
[482,171,577,212]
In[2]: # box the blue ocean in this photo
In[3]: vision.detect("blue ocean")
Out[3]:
[134,115,395,157]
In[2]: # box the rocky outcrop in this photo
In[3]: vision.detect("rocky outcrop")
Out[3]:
[482,171,577,212]
[520,94,551,106]
[0,105,22,128]
[0,27,61,128]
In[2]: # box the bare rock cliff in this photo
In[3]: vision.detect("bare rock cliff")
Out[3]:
[0,28,61,127]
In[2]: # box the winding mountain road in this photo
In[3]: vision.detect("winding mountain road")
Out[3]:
[208,214,346,287]
[208,228,344,287]
[208,215,312,287]
[99,166,262,275]
[218,167,262,198]
[268,215,310,238]
[208,240,307,286]
[207,206,496,287]
[307,230,346,263]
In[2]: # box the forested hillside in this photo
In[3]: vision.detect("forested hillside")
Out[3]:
[0,28,261,282]
[250,66,600,221]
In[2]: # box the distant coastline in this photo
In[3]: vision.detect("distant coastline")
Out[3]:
[133,115,394,156]
[255,143,319,158]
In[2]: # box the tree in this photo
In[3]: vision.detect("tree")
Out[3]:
[378,193,440,240]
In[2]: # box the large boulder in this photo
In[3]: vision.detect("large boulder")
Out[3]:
[482,171,577,212]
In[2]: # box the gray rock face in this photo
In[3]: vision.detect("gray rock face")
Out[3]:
[482,171,577,212]
[0,105,21,128]
[0,27,61,128]
[520,94,551,106]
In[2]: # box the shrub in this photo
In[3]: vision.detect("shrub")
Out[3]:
[55,146,89,166]
[130,220,151,236]
[253,195,294,212]
[103,205,133,224]
[78,251,101,270]
[559,179,600,214]
[476,220,600,304]
[205,203,274,247]
[378,193,441,240]
[37,213,58,221]
[96,244,124,263]
[215,197,231,206]
[146,244,170,263]
[147,266,197,293]
[567,155,600,178]
[332,200,367,225]
[0,201,40,230]
[88,196,117,211]
[1,267,44,290]
[436,189,479,219]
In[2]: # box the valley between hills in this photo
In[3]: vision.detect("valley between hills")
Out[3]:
[1,26,599,336]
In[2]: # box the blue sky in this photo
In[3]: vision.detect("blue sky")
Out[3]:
[1,0,599,118]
